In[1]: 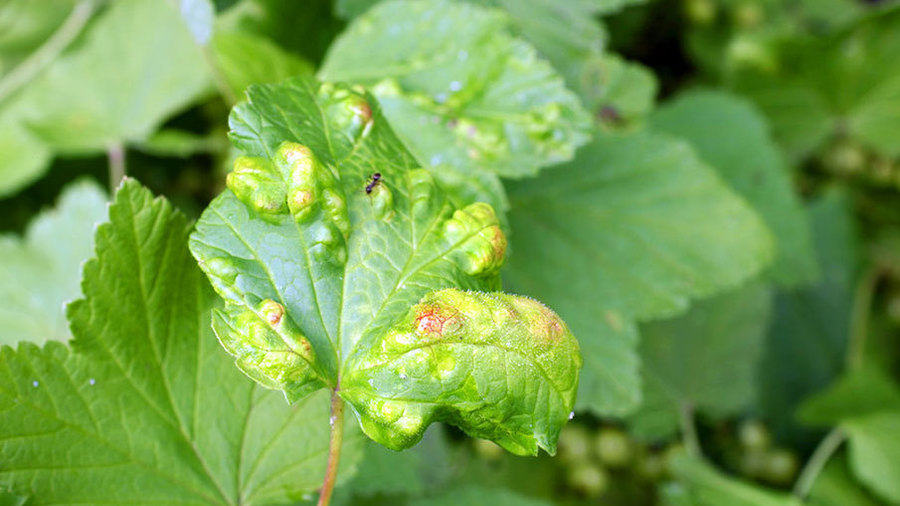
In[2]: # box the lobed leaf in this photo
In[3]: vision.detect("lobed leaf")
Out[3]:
[630,283,772,440]
[0,180,106,345]
[190,77,581,455]
[320,0,592,180]
[651,90,817,287]
[0,179,363,503]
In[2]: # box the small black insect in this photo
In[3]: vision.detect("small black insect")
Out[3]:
[365,172,382,194]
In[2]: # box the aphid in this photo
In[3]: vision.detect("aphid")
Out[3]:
[365,172,382,194]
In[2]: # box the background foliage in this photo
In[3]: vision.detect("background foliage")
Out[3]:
[1,0,900,504]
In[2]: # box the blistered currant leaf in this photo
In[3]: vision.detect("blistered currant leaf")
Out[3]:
[320,0,592,180]
[342,289,580,455]
[190,76,581,455]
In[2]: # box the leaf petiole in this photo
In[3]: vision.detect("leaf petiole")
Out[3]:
[317,389,346,506]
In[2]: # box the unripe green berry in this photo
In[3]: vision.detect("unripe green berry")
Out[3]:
[685,0,717,25]
[594,427,633,468]
[558,425,592,464]
[566,463,609,497]
[761,448,798,485]
[738,420,771,450]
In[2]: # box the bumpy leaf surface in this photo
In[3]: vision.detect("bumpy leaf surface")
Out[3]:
[0,180,106,345]
[0,180,362,504]
[320,0,592,180]
[651,90,817,286]
[189,77,581,455]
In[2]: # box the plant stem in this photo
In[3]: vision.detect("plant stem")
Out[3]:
[0,0,95,105]
[679,402,702,458]
[846,267,880,371]
[107,143,126,191]
[792,428,846,499]
[317,390,345,506]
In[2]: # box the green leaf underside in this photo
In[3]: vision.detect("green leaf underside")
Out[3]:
[650,90,817,287]
[0,180,107,345]
[630,283,772,440]
[320,0,592,180]
[1,0,210,154]
[664,450,803,506]
[189,77,581,455]
[0,118,52,197]
[0,180,362,504]
[503,130,772,414]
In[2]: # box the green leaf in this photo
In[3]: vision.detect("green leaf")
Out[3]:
[630,283,772,440]
[137,128,225,158]
[733,8,900,160]
[4,0,211,154]
[320,0,592,179]
[663,450,804,506]
[650,89,817,287]
[573,309,640,417]
[0,116,52,197]
[0,0,78,73]
[844,413,900,504]
[0,179,363,503]
[179,0,215,45]
[211,31,314,98]
[190,77,582,455]
[339,425,451,498]
[0,179,106,345]
[503,130,772,416]
[797,367,900,426]
[809,456,884,506]
[409,485,552,506]
[504,130,773,321]
[589,53,658,126]
[757,189,860,445]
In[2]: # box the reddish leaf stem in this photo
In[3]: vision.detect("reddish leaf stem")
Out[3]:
[317,389,345,506]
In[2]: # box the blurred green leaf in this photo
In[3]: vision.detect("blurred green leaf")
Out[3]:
[504,131,773,415]
[179,0,215,45]
[0,179,363,502]
[5,0,211,154]
[589,53,658,126]
[630,283,772,440]
[573,310,641,417]
[0,0,78,74]
[320,0,592,179]
[211,31,313,98]
[797,367,900,426]
[757,190,859,446]
[0,179,106,346]
[809,456,885,506]
[663,450,804,506]
[651,89,817,287]
[0,117,51,197]
[734,7,900,160]
[844,413,900,504]
[409,485,552,506]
